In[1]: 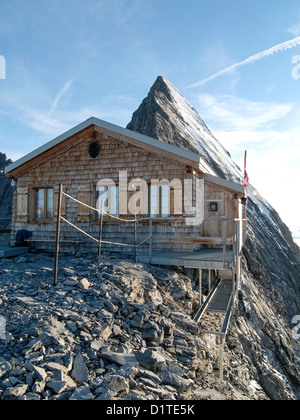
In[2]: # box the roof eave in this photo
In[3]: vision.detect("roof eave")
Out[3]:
[198,173,245,196]
[6,117,206,177]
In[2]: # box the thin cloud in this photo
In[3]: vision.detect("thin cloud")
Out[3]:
[48,78,75,117]
[188,36,300,88]
[197,94,294,131]
[288,23,300,37]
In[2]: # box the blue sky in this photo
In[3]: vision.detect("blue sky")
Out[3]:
[0,0,300,236]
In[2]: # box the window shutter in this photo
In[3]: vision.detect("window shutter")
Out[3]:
[170,180,182,216]
[16,187,28,221]
[78,185,91,222]
[28,188,35,223]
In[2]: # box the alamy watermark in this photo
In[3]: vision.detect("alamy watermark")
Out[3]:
[0,316,6,340]
[0,55,6,80]
[292,55,300,80]
[96,171,205,227]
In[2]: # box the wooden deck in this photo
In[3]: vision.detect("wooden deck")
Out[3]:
[137,248,234,269]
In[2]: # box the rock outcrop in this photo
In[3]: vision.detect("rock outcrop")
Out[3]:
[0,254,252,400]
[0,252,299,400]
[0,153,13,230]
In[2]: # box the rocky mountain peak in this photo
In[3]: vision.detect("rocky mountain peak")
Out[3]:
[127,76,240,180]
[128,76,198,153]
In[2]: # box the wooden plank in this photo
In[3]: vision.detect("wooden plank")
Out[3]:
[153,236,233,245]
[78,184,91,222]
[54,183,63,286]
[16,187,28,219]
[28,240,85,243]
[137,249,234,269]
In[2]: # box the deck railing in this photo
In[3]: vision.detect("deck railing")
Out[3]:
[51,186,246,284]
[133,217,244,268]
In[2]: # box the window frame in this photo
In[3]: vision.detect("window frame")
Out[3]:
[94,184,120,221]
[93,182,178,222]
[149,183,171,219]
[33,187,54,222]
[209,202,219,213]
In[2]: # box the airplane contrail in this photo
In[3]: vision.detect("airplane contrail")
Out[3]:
[48,78,75,117]
[188,36,300,88]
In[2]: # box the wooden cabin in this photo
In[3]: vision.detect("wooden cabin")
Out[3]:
[5,117,246,271]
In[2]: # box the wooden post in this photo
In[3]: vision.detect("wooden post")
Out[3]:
[208,269,212,293]
[222,220,227,267]
[134,214,137,264]
[98,202,104,259]
[149,219,153,264]
[233,220,237,265]
[54,183,63,286]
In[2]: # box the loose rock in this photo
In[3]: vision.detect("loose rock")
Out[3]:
[0,253,299,401]
[71,353,89,384]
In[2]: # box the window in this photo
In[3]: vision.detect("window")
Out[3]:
[150,185,159,218]
[150,184,170,218]
[96,185,119,218]
[89,142,100,159]
[161,185,170,218]
[209,202,218,213]
[35,188,54,220]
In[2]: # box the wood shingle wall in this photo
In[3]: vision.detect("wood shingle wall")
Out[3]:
[10,126,240,254]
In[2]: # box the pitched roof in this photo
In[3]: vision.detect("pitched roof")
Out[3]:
[6,117,212,177]
[5,116,245,195]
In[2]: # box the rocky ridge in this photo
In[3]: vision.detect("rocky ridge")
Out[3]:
[0,253,257,401]
[0,252,299,400]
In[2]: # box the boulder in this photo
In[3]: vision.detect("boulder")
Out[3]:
[69,385,94,400]
[32,365,47,382]
[101,352,138,367]
[71,353,89,384]
[135,349,167,372]
[4,384,28,399]
[78,278,90,290]
[0,360,12,379]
